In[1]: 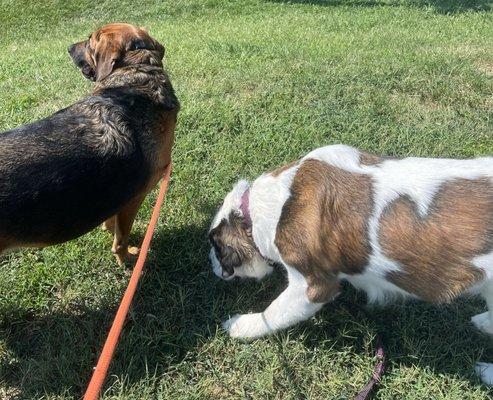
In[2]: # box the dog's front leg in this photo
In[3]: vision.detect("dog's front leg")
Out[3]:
[223,267,324,340]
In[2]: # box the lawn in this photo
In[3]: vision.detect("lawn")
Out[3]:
[0,0,492,398]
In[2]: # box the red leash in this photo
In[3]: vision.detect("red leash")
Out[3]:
[83,163,172,400]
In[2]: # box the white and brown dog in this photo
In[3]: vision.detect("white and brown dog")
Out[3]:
[209,144,493,353]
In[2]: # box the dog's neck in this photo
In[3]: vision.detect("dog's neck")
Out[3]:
[240,188,252,228]
[239,187,276,266]
[93,65,180,111]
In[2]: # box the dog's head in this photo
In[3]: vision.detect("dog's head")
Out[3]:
[68,23,165,82]
[208,180,273,281]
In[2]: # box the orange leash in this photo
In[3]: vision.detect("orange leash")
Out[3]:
[83,163,172,400]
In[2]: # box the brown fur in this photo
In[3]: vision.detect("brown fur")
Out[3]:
[381,178,493,302]
[275,159,374,302]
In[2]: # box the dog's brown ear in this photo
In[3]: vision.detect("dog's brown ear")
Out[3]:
[153,39,165,61]
[94,35,122,81]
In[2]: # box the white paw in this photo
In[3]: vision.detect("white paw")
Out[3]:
[471,312,493,335]
[222,313,270,340]
[475,362,493,386]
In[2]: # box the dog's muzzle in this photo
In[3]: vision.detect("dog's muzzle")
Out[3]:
[209,248,234,280]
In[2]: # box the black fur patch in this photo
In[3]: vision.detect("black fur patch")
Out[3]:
[0,65,179,246]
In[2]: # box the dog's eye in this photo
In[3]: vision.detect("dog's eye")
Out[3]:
[130,40,147,51]
[212,242,221,255]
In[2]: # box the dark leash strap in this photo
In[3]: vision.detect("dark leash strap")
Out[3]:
[353,336,386,400]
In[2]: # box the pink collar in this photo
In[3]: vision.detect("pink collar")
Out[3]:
[240,188,252,228]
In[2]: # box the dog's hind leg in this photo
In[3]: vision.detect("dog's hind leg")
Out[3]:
[472,280,493,386]
[471,279,493,335]
[112,193,146,266]
[102,216,116,233]
[0,236,9,256]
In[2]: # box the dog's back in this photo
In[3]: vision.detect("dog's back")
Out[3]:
[273,145,493,303]
[0,97,144,246]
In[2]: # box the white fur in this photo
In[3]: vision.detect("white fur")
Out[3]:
[339,271,414,304]
[210,179,250,231]
[304,144,365,174]
[249,165,299,262]
[473,251,493,281]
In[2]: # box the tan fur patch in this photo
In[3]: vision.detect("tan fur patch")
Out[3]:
[359,151,382,166]
[270,160,298,177]
[154,110,176,173]
[359,151,395,167]
[0,238,50,253]
[380,178,492,302]
[275,159,373,303]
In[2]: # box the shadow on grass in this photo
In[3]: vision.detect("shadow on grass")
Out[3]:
[0,216,218,399]
[1,213,493,397]
[268,0,491,14]
[310,284,493,381]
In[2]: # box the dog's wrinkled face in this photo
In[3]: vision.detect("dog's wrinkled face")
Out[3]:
[209,180,273,281]
[68,23,165,82]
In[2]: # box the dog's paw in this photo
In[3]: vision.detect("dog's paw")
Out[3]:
[471,312,493,335]
[222,313,269,340]
[114,246,140,267]
[127,246,140,256]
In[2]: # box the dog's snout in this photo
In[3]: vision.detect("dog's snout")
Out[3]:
[67,44,75,55]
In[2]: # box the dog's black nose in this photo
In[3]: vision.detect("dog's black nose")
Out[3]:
[221,269,233,279]
[67,44,75,54]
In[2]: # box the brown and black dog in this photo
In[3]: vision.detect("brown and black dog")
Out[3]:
[0,23,179,264]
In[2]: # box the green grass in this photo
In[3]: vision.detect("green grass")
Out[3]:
[0,0,492,398]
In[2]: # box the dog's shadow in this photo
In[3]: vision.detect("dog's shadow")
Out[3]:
[221,273,493,397]
[1,210,493,398]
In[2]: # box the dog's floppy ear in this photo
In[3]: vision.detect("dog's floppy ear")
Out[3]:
[94,35,122,81]
[153,40,165,61]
